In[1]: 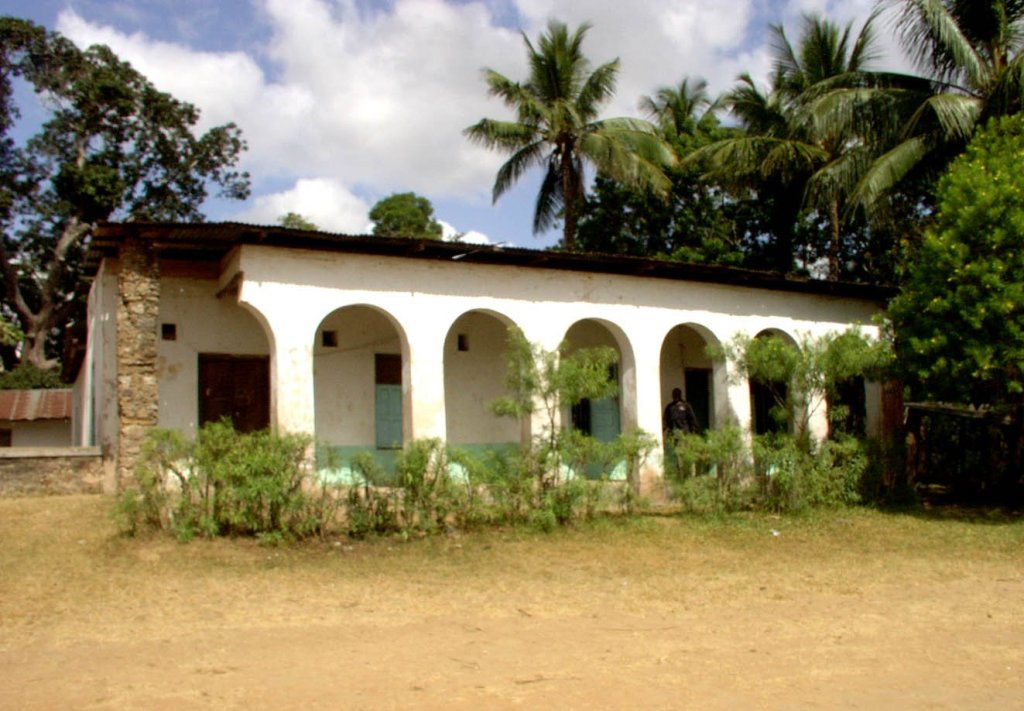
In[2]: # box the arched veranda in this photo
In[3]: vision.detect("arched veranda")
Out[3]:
[563,319,637,442]
[443,310,520,453]
[313,304,409,471]
[659,323,724,434]
[749,328,799,436]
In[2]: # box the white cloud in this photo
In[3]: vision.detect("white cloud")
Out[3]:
[439,221,491,245]
[234,178,371,233]
[53,0,916,244]
[55,0,786,199]
[779,0,917,75]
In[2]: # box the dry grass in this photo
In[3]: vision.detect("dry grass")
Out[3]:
[1,495,1022,709]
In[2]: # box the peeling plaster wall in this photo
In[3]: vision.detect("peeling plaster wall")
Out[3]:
[156,276,270,437]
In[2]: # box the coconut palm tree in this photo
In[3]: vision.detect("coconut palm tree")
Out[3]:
[850,0,1024,208]
[687,12,882,279]
[464,20,675,251]
[639,77,721,139]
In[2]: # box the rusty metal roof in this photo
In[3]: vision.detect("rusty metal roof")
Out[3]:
[86,221,895,302]
[0,389,72,422]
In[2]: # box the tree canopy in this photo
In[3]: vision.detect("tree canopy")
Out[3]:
[0,17,249,370]
[368,192,443,239]
[888,113,1024,410]
[687,12,883,279]
[278,212,318,231]
[845,0,1024,211]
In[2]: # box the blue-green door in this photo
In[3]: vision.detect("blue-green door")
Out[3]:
[375,384,403,449]
[589,396,620,443]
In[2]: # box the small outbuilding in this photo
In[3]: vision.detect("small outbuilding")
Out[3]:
[0,389,73,447]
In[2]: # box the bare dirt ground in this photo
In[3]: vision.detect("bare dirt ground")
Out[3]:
[1,495,1022,710]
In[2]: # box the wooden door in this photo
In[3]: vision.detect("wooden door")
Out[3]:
[198,354,270,433]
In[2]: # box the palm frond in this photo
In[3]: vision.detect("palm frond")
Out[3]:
[849,134,930,210]
[906,91,980,140]
[492,141,548,202]
[762,139,827,178]
[576,59,619,118]
[532,159,563,234]
[581,124,675,197]
[885,0,986,87]
[463,119,538,152]
[805,145,871,208]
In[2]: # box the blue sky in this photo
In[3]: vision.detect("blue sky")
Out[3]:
[1,0,907,248]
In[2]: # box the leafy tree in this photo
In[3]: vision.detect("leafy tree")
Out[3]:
[464,20,675,251]
[576,81,750,265]
[688,12,882,279]
[715,328,889,449]
[278,212,318,231]
[639,77,721,140]
[889,114,1024,410]
[0,362,64,389]
[368,192,442,239]
[849,0,1024,210]
[490,326,619,491]
[888,114,1024,497]
[0,18,249,370]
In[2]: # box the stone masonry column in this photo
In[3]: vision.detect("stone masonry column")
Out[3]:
[116,235,160,490]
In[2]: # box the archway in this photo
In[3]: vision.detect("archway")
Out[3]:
[313,304,408,473]
[659,323,721,434]
[749,329,799,435]
[563,318,635,443]
[443,310,520,453]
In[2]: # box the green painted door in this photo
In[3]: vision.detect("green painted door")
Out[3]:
[375,384,403,449]
[589,396,621,443]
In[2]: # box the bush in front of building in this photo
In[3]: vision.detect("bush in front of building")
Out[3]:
[667,427,871,513]
[115,421,340,542]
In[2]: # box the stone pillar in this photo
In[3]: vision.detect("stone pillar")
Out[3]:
[116,235,160,490]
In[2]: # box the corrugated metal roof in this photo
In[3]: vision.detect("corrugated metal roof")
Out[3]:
[0,389,72,422]
[86,222,896,302]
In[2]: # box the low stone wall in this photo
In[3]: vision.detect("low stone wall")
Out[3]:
[0,447,105,496]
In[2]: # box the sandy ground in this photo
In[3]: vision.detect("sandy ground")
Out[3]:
[1,496,1022,710]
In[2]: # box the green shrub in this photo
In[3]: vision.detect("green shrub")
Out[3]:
[668,426,753,513]
[0,363,65,390]
[118,421,339,541]
[473,447,536,525]
[754,433,866,512]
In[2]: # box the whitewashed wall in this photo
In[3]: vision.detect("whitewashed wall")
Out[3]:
[83,242,884,485]
[156,276,270,436]
[443,311,520,447]
[314,306,401,446]
[231,245,882,480]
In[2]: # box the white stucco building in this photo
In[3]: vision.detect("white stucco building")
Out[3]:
[76,222,894,491]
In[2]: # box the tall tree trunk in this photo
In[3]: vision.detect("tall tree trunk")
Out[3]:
[561,145,578,251]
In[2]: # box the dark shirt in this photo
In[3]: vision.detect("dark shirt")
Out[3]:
[664,399,698,434]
